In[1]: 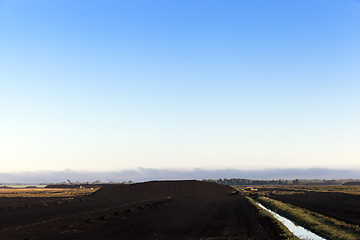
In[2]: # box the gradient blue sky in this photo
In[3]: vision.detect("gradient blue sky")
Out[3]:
[1,0,360,172]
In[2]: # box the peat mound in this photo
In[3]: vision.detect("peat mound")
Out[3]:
[92,180,235,199]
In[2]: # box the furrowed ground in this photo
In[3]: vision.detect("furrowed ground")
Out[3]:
[245,185,360,240]
[0,181,296,240]
[252,185,360,226]
[272,191,360,225]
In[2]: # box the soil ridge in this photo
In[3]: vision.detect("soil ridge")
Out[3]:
[92,180,235,199]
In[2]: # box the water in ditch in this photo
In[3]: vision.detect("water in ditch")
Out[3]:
[255,201,327,240]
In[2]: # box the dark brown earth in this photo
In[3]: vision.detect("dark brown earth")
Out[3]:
[272,191,360,225]
[0,181,291,240]
[92,180,236,198]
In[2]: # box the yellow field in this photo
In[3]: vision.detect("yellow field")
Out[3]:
[0,188,98,198]
[282,185,360,194]
[238,185,360,196]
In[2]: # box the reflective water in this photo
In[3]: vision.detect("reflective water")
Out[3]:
[255,201,327,240]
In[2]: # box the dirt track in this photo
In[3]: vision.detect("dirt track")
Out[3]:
[0,181,292,240]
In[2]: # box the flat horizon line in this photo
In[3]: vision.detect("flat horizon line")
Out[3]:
[1,167,360,184]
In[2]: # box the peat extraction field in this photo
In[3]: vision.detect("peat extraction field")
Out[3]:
[271,191,360,225]
[0,180,292,240]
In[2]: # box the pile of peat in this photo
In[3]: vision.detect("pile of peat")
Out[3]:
[0,180,293,240]
[91,180,235,199]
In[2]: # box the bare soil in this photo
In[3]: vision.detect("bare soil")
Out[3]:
[272,191,360,225]
[92,180,236,198]
[0,181,292,240]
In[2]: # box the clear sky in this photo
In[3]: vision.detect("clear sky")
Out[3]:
[1,0,360,172]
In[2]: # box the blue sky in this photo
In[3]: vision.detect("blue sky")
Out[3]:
[1,0,360,172]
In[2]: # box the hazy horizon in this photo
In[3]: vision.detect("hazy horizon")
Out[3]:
[1,1,359,174]
[1,167,360,184]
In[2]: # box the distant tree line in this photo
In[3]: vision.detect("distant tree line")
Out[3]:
[203,178,360,186]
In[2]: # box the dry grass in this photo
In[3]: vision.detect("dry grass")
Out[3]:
[286,185,360,194]
[253,185,360,195]
[257,196,360,240]
[246,197,300,240]
[0,188,98,198]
